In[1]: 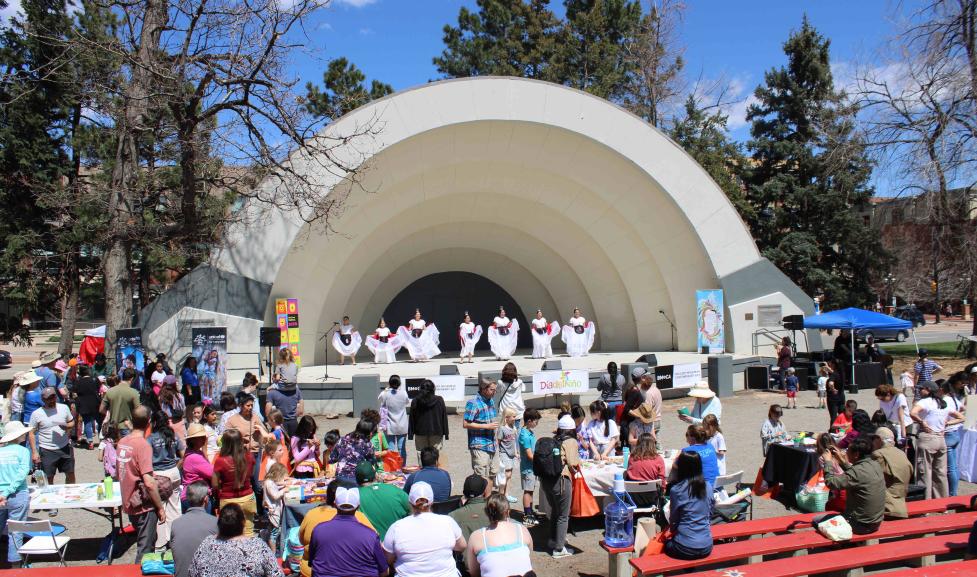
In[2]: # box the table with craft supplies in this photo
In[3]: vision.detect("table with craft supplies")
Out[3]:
[579,450,677,497]
[28,481,123,565]
[761,441,821,508]
[957,428,977,483]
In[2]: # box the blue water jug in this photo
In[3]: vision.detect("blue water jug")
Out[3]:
[604,472,636,548]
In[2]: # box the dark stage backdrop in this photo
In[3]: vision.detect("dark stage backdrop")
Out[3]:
[381,272,531,352]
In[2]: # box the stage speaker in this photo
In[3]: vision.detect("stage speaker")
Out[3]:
[259,327,281,347]
[782,314,804,331]
[542,360,562,371]
[636,354,658,365]
[440,365,459,376]
[746,366,770,390]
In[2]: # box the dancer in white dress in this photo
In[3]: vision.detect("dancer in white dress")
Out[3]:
[458,312,483,363]
[488,306,519,361]
[530,309,560,359]
[396,309,441,362]
[365,318,402,364]
[331,315,362,365]
[561,307,596,357]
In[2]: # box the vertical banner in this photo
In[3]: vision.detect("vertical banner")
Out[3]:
[275,298,302,366]
[696,289,725,354]
[115,328,145,390]
[192,327,227,403]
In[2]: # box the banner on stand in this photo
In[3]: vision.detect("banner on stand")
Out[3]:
[696,289,725,354]
[531,370,590,396]
[404,375,466,402]
[275,298,302,366]
[115,328,145,390]
[192,327,227,403]
[654,362,703,390]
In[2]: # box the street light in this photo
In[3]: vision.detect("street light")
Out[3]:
[884,274,896,309]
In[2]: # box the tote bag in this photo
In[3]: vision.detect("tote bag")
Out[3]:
[569,474,601,517]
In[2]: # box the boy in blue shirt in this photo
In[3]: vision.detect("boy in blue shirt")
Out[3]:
[784,367,799,409]
[518,409,540,527]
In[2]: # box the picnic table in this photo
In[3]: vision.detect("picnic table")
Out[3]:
[28,482,123,565]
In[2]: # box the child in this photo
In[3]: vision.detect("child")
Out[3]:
[262,435,289,479]
[322,429,340,479]
[496,407,518,503]
[263,463,289,554]
[816,364,829,409]
[169,407,187,443]
[202,405,219,459]
[97,423,120,480]
[900,370,913,396]
[832,400,857,434]
[703,414,727,476]
[760,404,789,456]
[519,409,540,526]
[784,367,799,409]
[571,404,591,460]
[267,409,287,443]
[585,400,619,460]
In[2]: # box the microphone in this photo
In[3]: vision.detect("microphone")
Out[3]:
[658,309,665,314]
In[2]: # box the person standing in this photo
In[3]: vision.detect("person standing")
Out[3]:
[458,313,482,363]
[0,423,34,568]
[943,377,966,496]
[28,387,76,488]
[118,406,166,563]
[825,377,847,428]
[266,372,303,437]
[679,382,722,426]
[876,383,912,445]
[540,415,581,559]
[597,362,624,410]
[366,319,400,364]
[775,336,793,390]
[530,310,558,359]
[913,350,942,399]
[172,481,218,577]
[274,348,299,390]
[148,410,185,550]
[224,391,271,506]
[871,429,912,520]
[463,380,499,488]
[910,381,963,499]
[497,362,525,427]
[332,315,362,366]
[212,429,258,537]
[378,375,409,462]
[407,380,448,460]
[73,365,102,449]
[101,370,140,437]
[834,330,853,389]
[561,308,595,357]
[488,307,518,361]
[634,368,663,449]
[180,357,200,407]
[34,352,61,390]
[308,487,388,577]
[19,371,43,426]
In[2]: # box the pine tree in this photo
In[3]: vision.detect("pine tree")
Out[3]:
[434,0,560,79]
[305,58,393,120]
[743,17,888,308]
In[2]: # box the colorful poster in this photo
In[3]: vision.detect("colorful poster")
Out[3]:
[114,328,145,390]
[531,369,590,395]
[192,327,227,403]
[275,298,302,366]
[696,289,725,354]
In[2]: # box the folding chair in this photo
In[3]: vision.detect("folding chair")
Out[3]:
[7,519,71,566]
[624,479,663,515]
[713,470,752,522]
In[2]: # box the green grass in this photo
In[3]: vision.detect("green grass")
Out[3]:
[45,335,85,343]
[885,340,960,357]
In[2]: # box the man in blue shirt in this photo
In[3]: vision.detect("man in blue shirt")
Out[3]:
[403,447,451,501]
[308,487,388,577]
[0,422,34,568]
[463,379,498,487]
[33,353,60,390]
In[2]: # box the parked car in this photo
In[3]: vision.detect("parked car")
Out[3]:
[892,306,926,328]
[0,349,10,368]
[855,328,909,343]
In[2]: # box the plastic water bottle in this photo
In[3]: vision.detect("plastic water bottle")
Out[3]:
[622,447,630,469]
[604,472,636,548]
[104,476,114,499]
[33,469,47,489]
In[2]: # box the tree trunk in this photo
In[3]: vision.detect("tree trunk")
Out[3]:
[103,0,166,368]
[57,256,80,358]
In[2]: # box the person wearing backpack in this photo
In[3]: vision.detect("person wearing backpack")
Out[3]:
[534,414,581,559]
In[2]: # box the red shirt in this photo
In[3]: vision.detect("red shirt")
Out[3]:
[118,432,154,515]
[626,455,666,485]
[213,453,255,500]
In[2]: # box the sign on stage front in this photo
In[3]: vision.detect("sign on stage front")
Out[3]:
[532,370,590,396]
[404,375,466,402]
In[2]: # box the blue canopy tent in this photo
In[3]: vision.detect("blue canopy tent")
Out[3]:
[802,307,915,386]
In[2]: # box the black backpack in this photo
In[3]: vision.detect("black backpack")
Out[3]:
[532,437,563,480]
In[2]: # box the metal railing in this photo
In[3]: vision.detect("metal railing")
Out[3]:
[752,327,810,355]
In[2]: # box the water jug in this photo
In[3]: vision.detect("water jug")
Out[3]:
[604,472,636,548]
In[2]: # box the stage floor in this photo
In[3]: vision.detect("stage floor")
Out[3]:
[296,349,755,383]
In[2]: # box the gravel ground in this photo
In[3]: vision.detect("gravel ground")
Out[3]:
[12,385,975,576]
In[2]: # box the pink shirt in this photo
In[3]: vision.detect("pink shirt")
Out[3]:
[181,450,214,499]
[290,437,319,474]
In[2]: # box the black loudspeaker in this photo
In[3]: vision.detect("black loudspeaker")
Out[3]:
[792,365,810,390]
[542,360,563,371]
[259,327,281,347]
[636,354,658,365]
[782,315,805,331]
[746,366,770,389]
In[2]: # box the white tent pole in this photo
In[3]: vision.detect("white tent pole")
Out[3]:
[912,329,919,354]
[851,330,856,388]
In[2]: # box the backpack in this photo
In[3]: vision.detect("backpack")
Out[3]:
[532,436,563,480]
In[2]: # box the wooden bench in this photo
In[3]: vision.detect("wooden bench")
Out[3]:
[0,564,142,576]
[875,559,977,576]
[677,533,969,577]
[631,510,977,576]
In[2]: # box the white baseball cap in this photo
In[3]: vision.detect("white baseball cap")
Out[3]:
[408,481,434,505]
[335,487,360,511]
[557,415,576,430]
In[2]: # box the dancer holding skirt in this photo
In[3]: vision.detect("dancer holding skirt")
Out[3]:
[561,307,596,357]
[458,312,483,363]
[365,318,402,364]
[530,309,560,359]
[396,309,441,362]
[488,306,519,361]
[331,315,362,365]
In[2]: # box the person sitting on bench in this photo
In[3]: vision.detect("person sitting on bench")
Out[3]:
[870,428,912,519]
[821,437,885,535]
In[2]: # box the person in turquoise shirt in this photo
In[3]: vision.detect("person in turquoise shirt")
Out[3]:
[0,422,34,567]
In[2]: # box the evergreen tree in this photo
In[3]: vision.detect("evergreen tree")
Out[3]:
[743,18,887,308]
[434,0,560,79]
[305,57,393,120]
[669,96,750,219]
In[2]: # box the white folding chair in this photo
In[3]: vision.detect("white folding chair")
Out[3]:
[713,470,752,520]
[623,479,662,514]
[7,519,71,566]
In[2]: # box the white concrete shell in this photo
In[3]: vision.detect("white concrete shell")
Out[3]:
[143,77,812,364]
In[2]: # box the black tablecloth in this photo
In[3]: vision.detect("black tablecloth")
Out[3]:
[762,443,821,507]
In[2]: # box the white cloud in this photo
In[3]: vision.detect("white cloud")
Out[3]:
[358,27,373,35]
[334,0,378,7]
[316,21,333,31]
[715,75,758,131]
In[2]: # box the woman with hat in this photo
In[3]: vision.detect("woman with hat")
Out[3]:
[678,381,722,426]
[19,371,44,426]
[0,421,34,567]
[9,371,40,425]
[627,403,657,449]
[182,423,215,512]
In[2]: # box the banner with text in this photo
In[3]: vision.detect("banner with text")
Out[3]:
[192,327,227,404]
[696,289,725,354]
[404,375,467,402]
[532,369,590,396]
[654,362,703,390]
[115,328,145,390]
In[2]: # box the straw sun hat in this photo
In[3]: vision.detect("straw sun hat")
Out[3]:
[686,380,715,399]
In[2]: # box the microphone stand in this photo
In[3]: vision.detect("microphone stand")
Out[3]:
[318,322,339,381]
[660,310,678,352]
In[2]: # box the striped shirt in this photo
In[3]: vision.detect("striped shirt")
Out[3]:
[464,394,497,452]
